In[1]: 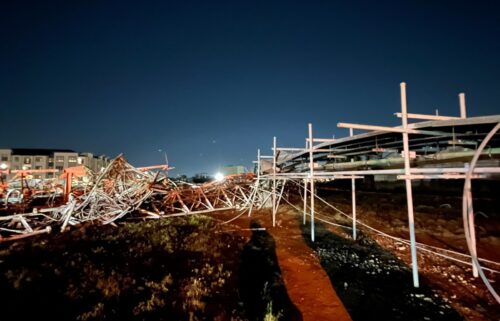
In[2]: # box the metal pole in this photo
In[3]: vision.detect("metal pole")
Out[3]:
[465,176,479,277]
[272,137,277,227]
[303,178,307,225]
[401,82,419,288]
[248,149,261,217]
[64,173,72,203]
[257,148,261,180]
[20,173,24,195]
[276,179,286,210]
[459,93,467,119]
[308,123,315,242]
[350,129,357,241]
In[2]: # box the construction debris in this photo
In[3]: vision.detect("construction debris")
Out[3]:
[0,156,256,242]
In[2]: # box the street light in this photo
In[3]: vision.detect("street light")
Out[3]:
[158,149,169,166]
[214,172,224,182]
[0,163,8,170]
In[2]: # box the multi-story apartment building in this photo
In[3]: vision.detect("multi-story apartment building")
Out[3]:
[78,152,110,173]
[0,148,111,180]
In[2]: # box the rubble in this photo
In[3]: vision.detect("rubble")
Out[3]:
[0,156,256,242]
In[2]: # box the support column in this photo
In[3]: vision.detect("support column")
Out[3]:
[351,177,356,240]
[257,148,261,180]
[272,137,277,227]
[303,178,307,225]
[401,82,419,288]
[308,123,315,242]
[20,173,24,195]
[465,177,479,277]
[248,149,261,217]
[64,172,73,203]
[459,93,467,119]
[350,128,357,240]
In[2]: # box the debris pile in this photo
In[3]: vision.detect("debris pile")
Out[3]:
[0,156,255,242]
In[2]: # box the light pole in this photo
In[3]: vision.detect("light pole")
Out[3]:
[158,149,169,177]
[157,149,169,166]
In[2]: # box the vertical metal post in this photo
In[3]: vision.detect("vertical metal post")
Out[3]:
[350,129,357,240]
[401,82,419,288]
[465,176,479,277]
[257,149,261,180]
[64,172,72,203]
[249,149,261,217]
[163,151,169,178]
[308,123,315,242]
[272,137,277,227]
[459,93,467,119]
[303,178,307,225]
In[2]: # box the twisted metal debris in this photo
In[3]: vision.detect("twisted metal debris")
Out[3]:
[0,156,256,242]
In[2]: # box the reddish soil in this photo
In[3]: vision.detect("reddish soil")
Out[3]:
[218,210,352,321]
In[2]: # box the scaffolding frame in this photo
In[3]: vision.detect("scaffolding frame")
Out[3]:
[251,82,500,301]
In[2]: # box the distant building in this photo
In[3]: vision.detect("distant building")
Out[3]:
[221,165,246,175]
[0,148,110,180]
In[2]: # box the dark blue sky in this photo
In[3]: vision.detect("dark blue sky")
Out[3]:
[1,1,499,175]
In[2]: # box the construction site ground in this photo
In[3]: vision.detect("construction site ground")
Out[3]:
[0,189,498,321]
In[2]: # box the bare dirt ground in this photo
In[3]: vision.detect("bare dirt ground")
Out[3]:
[218,211,352,321]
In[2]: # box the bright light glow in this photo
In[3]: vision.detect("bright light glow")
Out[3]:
[214,172,224,182]
[0,163,7,170]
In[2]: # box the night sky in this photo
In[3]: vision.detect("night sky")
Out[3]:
[1,1,499,176]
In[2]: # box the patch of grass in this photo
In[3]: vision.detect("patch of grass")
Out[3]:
[263,301,282,321]
[0,216,246,321]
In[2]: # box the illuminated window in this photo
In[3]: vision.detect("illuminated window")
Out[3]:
[24,157,32,164]
[56,156,65,162]
[35,157,43,162]
[68,156,77,163]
